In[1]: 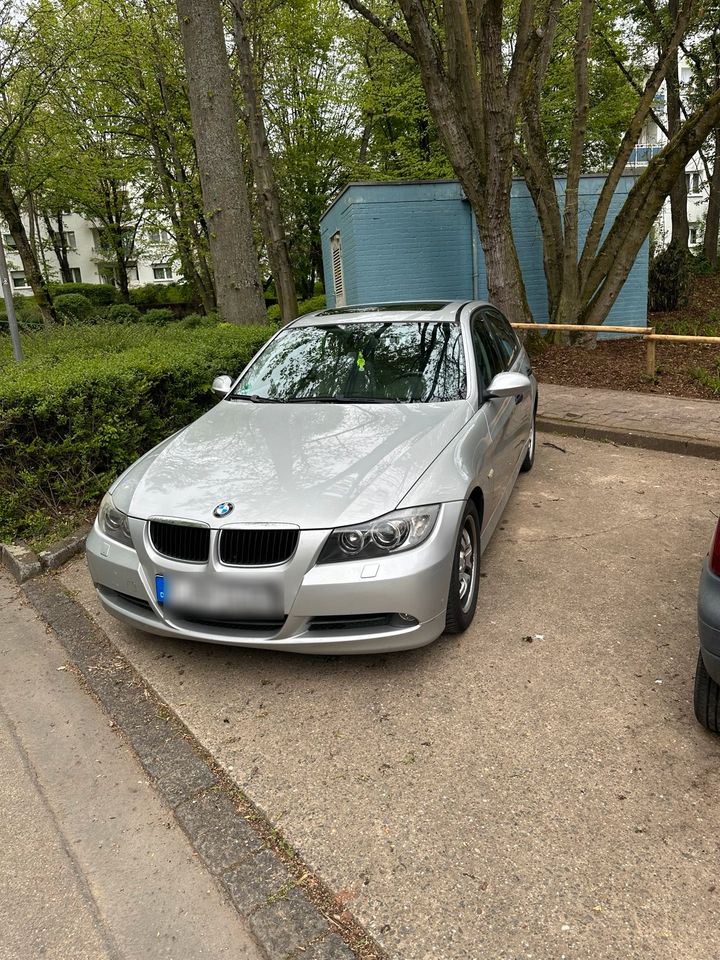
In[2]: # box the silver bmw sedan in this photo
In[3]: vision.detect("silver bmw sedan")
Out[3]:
[86,301,537,653]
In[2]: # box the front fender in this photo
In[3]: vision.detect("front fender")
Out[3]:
[397,408,491,510]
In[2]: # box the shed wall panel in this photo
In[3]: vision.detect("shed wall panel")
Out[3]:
[320,178,648,331]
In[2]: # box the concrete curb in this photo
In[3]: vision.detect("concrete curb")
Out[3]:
[21,573,384,960]
[537,415,720,461]
[1,525,90,584]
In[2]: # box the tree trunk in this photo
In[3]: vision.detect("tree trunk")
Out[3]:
[388,0,534,324]
[43,213,73,283]
[176,0,266,325]
[577,0,692,285]
[555,0,592,328]
[581,86,720,324]
[0,170,56,326]
[231,0,297,324]
[704,129,720,269]
[667,0,689,248]
[139,0,217,312]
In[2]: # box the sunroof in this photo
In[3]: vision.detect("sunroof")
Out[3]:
[318,302,449,316]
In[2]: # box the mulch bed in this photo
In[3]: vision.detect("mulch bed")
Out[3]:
[529,338,720,400]
[527,275,720,401]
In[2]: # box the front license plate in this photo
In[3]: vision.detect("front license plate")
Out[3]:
[157,573,281,618]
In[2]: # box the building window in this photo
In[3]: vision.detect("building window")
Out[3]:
[3,232,16,249]
[148,227,170,244]
[70,267,82,282]
[11,272,28,289]
[689,225,699,245]
[686,172,701,195]
[330,232,345,307]
[64,231,77,250]
[152,264,173,280]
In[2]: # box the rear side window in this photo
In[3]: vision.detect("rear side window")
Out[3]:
[484,309,519,368]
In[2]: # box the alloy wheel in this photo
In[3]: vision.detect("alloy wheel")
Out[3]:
[457,515,478,613]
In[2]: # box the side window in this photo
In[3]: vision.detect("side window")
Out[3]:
[484,309,519,368]
[471,314,504,392]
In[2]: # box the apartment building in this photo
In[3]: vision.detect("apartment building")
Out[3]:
[2,211,179,295]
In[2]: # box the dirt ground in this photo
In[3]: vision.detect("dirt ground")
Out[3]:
[530,337,720,400]
[529,274,720,400]
[60,435,720,960]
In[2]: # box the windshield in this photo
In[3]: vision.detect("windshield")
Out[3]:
[230,321,466,403]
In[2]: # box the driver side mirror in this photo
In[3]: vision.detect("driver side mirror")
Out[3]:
[211,374,233,400]
[484,371,532,400]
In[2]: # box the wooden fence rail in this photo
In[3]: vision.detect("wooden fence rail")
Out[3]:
[509,321,720,379]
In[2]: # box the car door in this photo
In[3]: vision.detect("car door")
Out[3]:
[470,310,515,519]
[483,307,533,474]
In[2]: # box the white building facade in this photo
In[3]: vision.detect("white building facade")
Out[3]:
[2,212,180,295]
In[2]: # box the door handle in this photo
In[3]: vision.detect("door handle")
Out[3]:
[514,394,525,404]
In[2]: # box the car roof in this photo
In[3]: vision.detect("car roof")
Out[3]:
[290,300,478,326]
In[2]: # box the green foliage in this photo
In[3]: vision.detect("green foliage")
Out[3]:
[648,241,691,312]
[690,365,720,396]
[179,311,220,329]
[142,307,175,325]
[267,295,326,324]
[348,8,452,181]
[537,0,639,172]
[0,321,273,542]
[1,297,45,332]
[53,293,96,324]
[688,252,717,277]
[129,282,195,309]
[49,282,121,306]
[104,303,142,324]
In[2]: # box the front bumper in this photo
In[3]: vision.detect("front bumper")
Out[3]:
[85,502,464,654]
[698,559,720,683]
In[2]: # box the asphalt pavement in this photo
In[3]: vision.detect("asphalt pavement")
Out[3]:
[53,433,720,959]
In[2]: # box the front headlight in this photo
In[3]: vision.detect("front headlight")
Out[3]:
[97,492,134,548]
[317,505,440,564]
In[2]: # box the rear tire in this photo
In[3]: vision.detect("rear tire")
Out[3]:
[445,501,480,635]
[520,406,536,473]
[694,650,720,732]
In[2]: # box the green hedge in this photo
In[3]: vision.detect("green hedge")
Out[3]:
[49,282,122,306]
[0,322,272,541]
[129,282,195,309]
[54,293,95,324]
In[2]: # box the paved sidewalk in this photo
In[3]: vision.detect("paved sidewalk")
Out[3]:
[0,569,263,960]
[538,382,720,458]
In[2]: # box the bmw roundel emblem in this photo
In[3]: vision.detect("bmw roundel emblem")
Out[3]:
[213,501,234,518]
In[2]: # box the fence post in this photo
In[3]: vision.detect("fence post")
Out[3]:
[645,328,656,379]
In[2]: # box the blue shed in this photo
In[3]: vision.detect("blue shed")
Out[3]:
[319,176,648,329]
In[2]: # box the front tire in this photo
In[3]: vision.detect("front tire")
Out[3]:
[694,650,720,732]
[445,501,480,635]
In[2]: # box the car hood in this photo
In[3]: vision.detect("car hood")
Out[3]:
[120,399,472,528]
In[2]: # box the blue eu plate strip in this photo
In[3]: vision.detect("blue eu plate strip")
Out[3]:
[155,574,166,605]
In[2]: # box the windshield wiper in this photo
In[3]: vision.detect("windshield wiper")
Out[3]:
[282,395,401,404]
[228,394,281,403]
